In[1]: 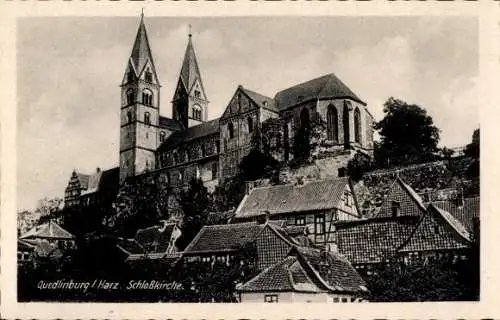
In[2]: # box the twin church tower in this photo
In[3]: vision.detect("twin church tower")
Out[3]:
[119,15,208,183]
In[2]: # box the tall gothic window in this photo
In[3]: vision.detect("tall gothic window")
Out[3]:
[142,89,153,106]
[247,117,254,133]
[126,89,136,105]
[327,105,338,141]
[192,105,202,121]
[354,107,361,143]
[300,108,310,129]
[228,122,235,139]
[127,111,132,124]
[144,112,151,125]
[127,71,134,82]
[343,101,351,146]
[160,131,166,142]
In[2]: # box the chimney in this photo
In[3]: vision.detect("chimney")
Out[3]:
[96,167,101,173]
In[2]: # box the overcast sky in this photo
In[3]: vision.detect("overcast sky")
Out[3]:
[17,16,478,211]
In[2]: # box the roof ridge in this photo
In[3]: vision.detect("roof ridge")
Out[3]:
[429,204,471,241]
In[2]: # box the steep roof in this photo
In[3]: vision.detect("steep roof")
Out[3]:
[129,15,158,80]
[235,177,352,219]
[274,73,365,110]
[75,173,90,189]
[430,197,479,232]
[398,204,471,253]
[179,34,205,94]
[20,221,74,240]
[157,118,219,151]
[237,246,367,294]
[240,87,278,112]
[75,167,119,198]
[335,216,420,264]
[159,116,183,132]
[375,177,427,218]
[183,222,264,255]
[116,238,145,255]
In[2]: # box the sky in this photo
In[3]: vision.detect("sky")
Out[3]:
[17,16,478,211]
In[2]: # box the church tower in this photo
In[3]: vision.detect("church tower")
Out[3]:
[120,14,160,184]
[172,28,209,128]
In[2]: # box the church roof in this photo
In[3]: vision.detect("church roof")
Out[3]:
[235,177,353,219]
[179,34,205,94]
[274,73,365,110]
[159,116,183,131]
[129,15,157,79]
[240,87,278,112]
[157,118,219,151]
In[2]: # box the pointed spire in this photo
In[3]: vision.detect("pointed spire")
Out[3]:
[179,27,203,93]
[130,13,156,77]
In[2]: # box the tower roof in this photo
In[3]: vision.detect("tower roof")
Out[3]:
[178,31,204,94]
[129,14,158,80]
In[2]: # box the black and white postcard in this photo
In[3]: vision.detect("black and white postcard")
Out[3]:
[1,1,498,319]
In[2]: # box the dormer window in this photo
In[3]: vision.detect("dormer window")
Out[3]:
[145,69,152,83]
[391,201,401,217]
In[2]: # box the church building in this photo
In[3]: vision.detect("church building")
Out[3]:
[64,15,374,207]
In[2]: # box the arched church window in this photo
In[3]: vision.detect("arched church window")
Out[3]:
[160,131,166,142]
[354,107,361,143]
[247,117,254,133]
[343,101,351,145]
[192,105,202,121]
[127,111,132,124]
[142,89,153,106]
[228,122,235,139]
[194,90,201,98]
[126,89,136,105]
[327,105,338,141]
[145,68,152,83]
[144,112,151,125]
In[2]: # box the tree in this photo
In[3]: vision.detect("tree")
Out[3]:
[347,152,375,181]
[105,175,171,237]
[175,178,211,250]
[374,97,440,166]
[440,147,455,159]
[464,128,479,159]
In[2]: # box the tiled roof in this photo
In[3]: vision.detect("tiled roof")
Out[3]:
[335,216,420,264]
[398,205,471,253]
[158,118,220,151]
[237,246,367,294]
[126,252,182,263]
[159,116,183,131]
[235,177,351,219]
[375,177,427,218]
[73,167,119,198]
[20,221,74,240]
[430,197,479,232]
[274,73,365,111]
[240,87,279,112]
[19,238,61,258]
[76,173,90,189]
[183,222,264,255]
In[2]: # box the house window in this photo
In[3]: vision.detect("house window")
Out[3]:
[201,256,211,263]
[264,294,278,303]
[228,122,234,139]
[295,216,306,226]
[314,214,325,235]
[126,89,136,105]
[344,191,351,207]
[145,69,152,82]
[341,297,348,303]
[216,142,220,154]
[160,131,166,142]
[333,297,340,303]
[338,167,346,177]
[247,117,253,133]
[212,163,218,180]
[142,89,153,106]
[144,112,151,125]
[179,170,184,181]
[166,172,170,183]
[327,104,338,141]
[391,201,401,217]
